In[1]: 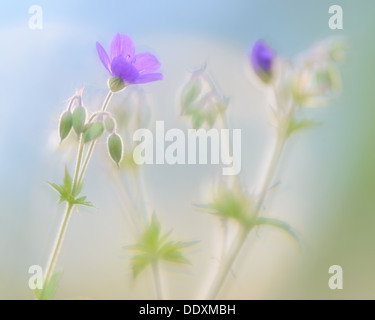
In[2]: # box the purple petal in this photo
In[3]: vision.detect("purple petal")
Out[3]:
[134,53,161,74]
[250,40,274,74]
[130,73,163,84]
[96,42,111,72]
[110,34,135,61]
[111,56,139,82]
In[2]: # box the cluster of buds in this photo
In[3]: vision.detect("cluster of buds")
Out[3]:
[58,89,124,167]
[180,66,229,129]
[250,39,346,137]
[250,39,345,108]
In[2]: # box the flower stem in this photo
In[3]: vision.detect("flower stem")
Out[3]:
[43,202,73,288]
[77,90,114,186]
[102,90,113,112]
[72,137,84,195]
[152,261,163,300]
[44,90,114,291]
[208,130,287,299]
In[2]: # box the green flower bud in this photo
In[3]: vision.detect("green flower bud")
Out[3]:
[104,117,115,133]
[107,133,123,166]
[108,77,126,93]
[59,111,73,142]
[83,122,104,143]
[72,106,87,135]
[181,81,201,110]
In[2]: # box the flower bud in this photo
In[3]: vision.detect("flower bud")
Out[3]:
[104,117,115,133]
[59,111,73,142]
[108,77,126,93]
[250,40,275,83]
[83,122,104,143]
[181,80,201,110]
[107,133,123,166]
[72,105,87,135]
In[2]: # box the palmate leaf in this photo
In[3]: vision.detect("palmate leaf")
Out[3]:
[129,215,196,278]
[255,217,299,244]
[47,168,94,208]
[287,118,320,137]
[131,254,153,278]
[196,187,255,230]
[34,273,60,301]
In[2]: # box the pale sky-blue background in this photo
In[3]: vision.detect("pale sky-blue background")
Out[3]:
[1,0,375,299]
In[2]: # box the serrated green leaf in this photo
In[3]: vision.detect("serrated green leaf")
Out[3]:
[287,118,319,137]
[131,254,152,278]
[159,241,190,265]
[34,273,60,300]
[255,217,299,244]
[63,167,73,194]
[199,187,255,229]
[47,182,63,195]
[73,196,94,207]
[128,215,195,278]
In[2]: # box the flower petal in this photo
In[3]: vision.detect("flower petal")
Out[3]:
[130,73,163,84]
[96,42,111,72]
[111,56,139,82]
[134,53,161,74]
[110,33,135,61]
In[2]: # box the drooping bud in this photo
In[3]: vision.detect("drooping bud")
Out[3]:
[59,111,73,142]
[181,80,202,110]
[72,105,87,135]
[250,40,275,83]
[107,133,123,166]
[104,117,115,133]
[108,77,126,93]
[83,122,104,143]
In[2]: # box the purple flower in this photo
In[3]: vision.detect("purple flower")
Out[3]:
[250,40,275,83]
[96,34,163,90]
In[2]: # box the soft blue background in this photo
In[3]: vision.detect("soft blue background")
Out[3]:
[1,0,375,299]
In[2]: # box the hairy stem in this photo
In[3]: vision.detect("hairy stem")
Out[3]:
[72,137,84,195]
[43,90,114,290]
[209,133,286,299]
[43,203,73,288]
[208,92,292,298]
[77,90,114,186]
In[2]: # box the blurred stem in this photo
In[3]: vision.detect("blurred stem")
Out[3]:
[152,262,163,300]
[209,229,248,299]
[209,133,287,299]
[208,88,293,299]
[254,132,286,213]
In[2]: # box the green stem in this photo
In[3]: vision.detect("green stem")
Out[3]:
[77,90,114,186]
[77,140,96,187]
[101,90,113,112]
[152,262,163,300]
[208,134,287,299]
[208,99,294,299]
[43,90,114,290]
[209,229,248,300]
[72,137,84,196]
[43,203,73,288]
